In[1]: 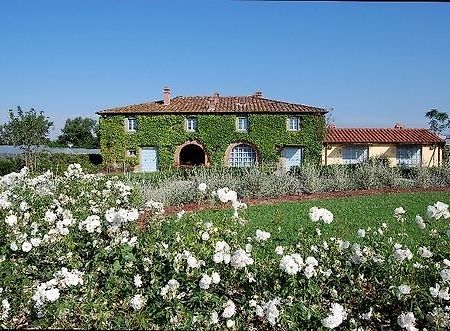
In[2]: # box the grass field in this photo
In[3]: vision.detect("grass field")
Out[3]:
[161,191,450,258]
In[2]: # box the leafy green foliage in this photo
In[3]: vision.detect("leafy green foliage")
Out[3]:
[99,114,325,169]
[1,106,53,170]
[425,108,449,135]
[57,117,99,148]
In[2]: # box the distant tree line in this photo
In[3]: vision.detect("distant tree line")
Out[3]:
[0,106,99,171]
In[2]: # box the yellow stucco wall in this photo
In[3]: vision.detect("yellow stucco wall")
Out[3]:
[323,145,342,165]
[322,144,443,167]
[367,145,396,166]
[422,145,442,167]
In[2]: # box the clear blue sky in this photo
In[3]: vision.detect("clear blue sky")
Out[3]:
[1,0,449,138]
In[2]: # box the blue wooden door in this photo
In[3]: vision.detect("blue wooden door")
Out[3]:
[140,147,157,172]
[282,147,303,171]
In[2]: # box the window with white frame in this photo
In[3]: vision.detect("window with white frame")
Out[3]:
[127,149,137,157]
[396,145,421,166]
[186,117,198,132]
[229,144,257,167]
[236,116,248,132]
[127,117,137,132]
[287,117,301,131]
[342,145,368,164]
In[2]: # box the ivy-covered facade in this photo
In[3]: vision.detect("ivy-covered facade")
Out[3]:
[97,89,327,171]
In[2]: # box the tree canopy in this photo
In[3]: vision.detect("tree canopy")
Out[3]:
[1,106,53,170]
[425,109,449,135]
[57,117,99,148]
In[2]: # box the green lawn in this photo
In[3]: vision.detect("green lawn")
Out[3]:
[164,191,450,258]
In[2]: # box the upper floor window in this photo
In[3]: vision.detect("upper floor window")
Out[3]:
[397,145,421,167]
[127,149,137,157]
[186,117,198,132]
[236,116,248,132]
[287,117,301,131]
[342,145,368,164]
[229,143,257,167]
[127,117,137,132]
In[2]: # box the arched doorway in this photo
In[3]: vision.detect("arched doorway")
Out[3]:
[175,141,209,167]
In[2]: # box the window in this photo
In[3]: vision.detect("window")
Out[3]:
[127,117,137,132]
[236,116,248,132]
[397,145,421,166]
[342,145,368,164]
[127,149,137,157]
[229,144,257,167]
[186,117,198,132]
[287,117,301,131]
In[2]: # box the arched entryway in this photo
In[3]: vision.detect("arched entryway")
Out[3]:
[175,141,209,167]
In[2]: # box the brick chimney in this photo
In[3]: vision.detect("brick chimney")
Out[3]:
[163,86,171,106]
[394,123,404,129]
[253,91,263,98]
[213,92,220,104]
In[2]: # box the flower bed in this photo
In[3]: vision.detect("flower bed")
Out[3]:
[1,165,450,329]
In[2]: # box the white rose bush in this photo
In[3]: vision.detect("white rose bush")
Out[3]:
[0,164,450,329]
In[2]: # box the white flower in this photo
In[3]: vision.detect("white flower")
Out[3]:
[321,303,347,329]
[430,283,450,300]
[397,312,417,331]
[210,311,219,325]
[186,255,200,269]
[198,183,207,193]
[216,187,238,204]
[357,229,366,238]
[19,201,29,211]
[394,207,406,218]
[134,274,142,288]
[230,249,254,269]
[304,265,317,279]
[418,246,433,258]
[261,298,280,326]
[226,319,235,328]
[245,243,252,253]
[211,272,220,284]
[280,255,300,275]
[361,307,373,320]
[222,300,236,318]
[1,298,10,319]
[398,284,411,295]
[213,241,231,264]
[30,237,41,247]
[199,274,212,290]
[130,294,146,310]
[305,256,319,267]
[5,214,17,227]
[45,288,60,302]
[394,247,413,263]
[10,242,18,251]
[201,232,210,241]
[415,215,426,229]
[441,269,450,282]
[427,201,450,220]
[21,241,32,253]
[309,206,334,224]
[177,210,185,220]
[275,246,284,255]
[255,229,271,242]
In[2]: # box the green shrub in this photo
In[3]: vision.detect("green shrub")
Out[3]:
[0,156,25,176]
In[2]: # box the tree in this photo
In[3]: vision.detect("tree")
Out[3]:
[425,108,449,135]
[1,106,53,170]
[57,117,99,148]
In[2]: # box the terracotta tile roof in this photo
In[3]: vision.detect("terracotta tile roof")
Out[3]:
[97,95,326,115]
[325,128,444,145]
